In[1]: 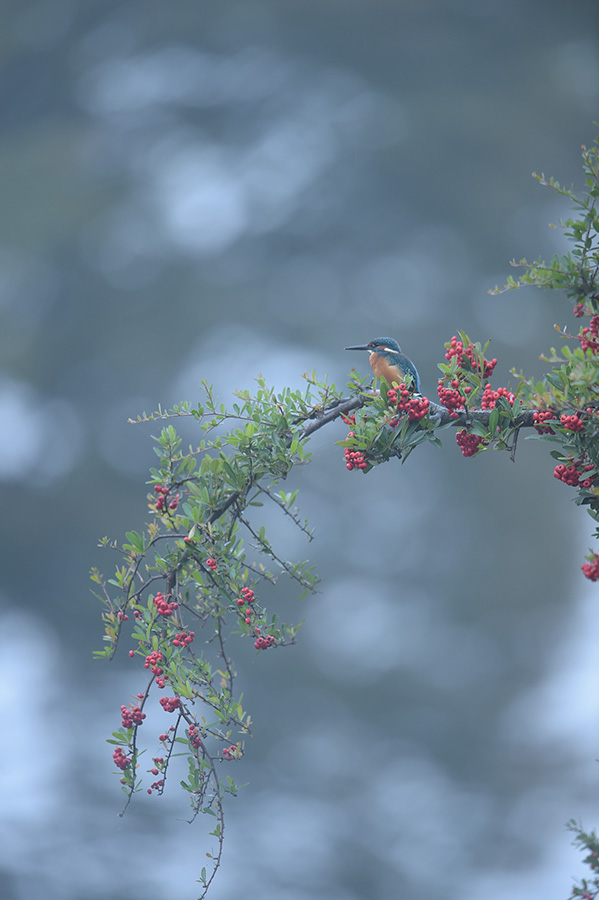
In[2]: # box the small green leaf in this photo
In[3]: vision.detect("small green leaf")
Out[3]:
[125,531,145,552]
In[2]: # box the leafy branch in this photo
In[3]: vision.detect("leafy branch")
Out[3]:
[95,134,599,900]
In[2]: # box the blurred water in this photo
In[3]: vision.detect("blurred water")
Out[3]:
[0,576,596,898]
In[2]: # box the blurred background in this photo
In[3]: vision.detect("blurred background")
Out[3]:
[0,1,598,898]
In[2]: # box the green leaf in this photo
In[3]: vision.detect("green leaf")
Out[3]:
[125,531,145,552]
[471,420,490,438]
[221,458,238,486]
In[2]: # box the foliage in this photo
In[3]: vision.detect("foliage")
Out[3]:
[92,375,349,895]
[567,821,599,899]
[492,136,599,576]
[94,135,599,898]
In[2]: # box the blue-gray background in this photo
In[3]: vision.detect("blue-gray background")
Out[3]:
[0,1,598,898]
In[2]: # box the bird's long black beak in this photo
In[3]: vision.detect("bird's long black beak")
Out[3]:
[344,344,370,351]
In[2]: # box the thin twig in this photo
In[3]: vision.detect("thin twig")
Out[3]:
[259,485,314,540]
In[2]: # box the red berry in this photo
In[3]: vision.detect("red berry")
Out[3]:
[159,696,180,713]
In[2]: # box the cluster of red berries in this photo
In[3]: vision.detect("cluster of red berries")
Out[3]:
[222,744,238,760]
[554,459,596,488]
[121,704,146,728]
[153,485,180,511]
[344,432,368,470]
[154,592,178,616]
[147,778,164,795]
[241,586,255,603]
[456,430,487,457]
[117,611,128,622]
[480,384,515,409]
[533,410,556,434]
[236,586,256,624]
[560,413,585,432]
[154,484,168,509]
[172,630,195,647]
[158,727,175,742]
[150,756,164,775]
[437,379,470,418]
[573,302,586,317]
[581,553,599,581]
[553,462,581,486]
[254,634,276,650]
[387,384,430,422]
[580,315,599,353]
[187,723,203,749]
[445,336,497,378]
[206,558,218,571]
[159,696,181,713]
[144,650,164,676]
[113,747,131,770]
[341,414,356,426]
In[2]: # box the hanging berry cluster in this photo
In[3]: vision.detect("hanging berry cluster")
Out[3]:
[554,459,596,488]
[456,430,488,458]
[581,554,599,581]
[386,384,430,423]
[344,432,369,470]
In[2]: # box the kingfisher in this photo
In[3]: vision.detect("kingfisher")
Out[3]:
[345,337,421,392]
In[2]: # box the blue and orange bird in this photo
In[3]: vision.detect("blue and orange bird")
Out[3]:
[345,337,421,393]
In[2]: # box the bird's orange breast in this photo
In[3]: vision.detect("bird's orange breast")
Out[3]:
[369,353,404,386]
